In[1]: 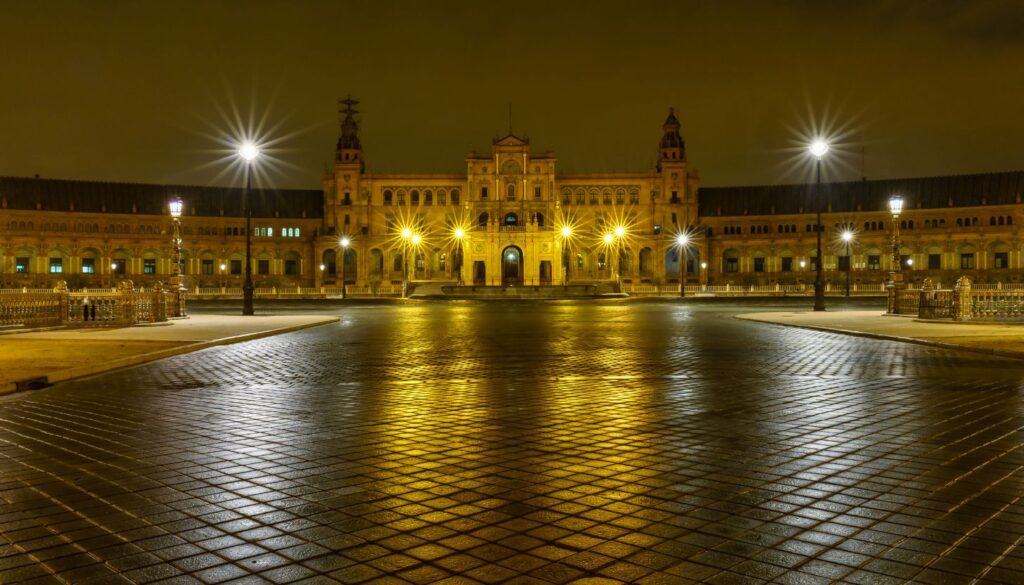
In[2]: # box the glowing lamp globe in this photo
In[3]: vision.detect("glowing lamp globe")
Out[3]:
[340,237,351,248]
[560,226,572,238]
[602,233,613,244]
[614,226,626,238]
[889,195,904,217]
[454,227,465,239]
[169,198,183,218]
[676,234,689,246]
[239,142,260,162]
[401,228,412,239]
[411,234,422,245]
[809,140,829,158]
[841,231,853,242]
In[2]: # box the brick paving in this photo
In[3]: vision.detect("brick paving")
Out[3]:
[1,301,1023,584]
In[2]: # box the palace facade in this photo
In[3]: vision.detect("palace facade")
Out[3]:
[1,106,1023,291]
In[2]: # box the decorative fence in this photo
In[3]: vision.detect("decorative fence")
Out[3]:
[623,283,888,297]
[0,280,185,329]
[891,277,1024,321]
[187,284,402,299]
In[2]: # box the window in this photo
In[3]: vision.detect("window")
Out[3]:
[258,260,270,275]
[868,255,880,270]
[201,259,213,275]
[928,254,941,270]
[671,213,677,225]
[384,190,393,205]
[15,257,29,273]
[725,258,738,272]
[753,257,765,272]
[438,192,447,206]
[344,214,351,225]
[230,260,242,275]
[534,186,542,200]
[451,190,460,205]
[81,258,95,274]
[782,257,793,272]
[145,259,157,274]
[411,190,420,205]
[838,256,850,271]
[114,261,127,275]
[49,258,63,273]
[506,184,515,201]
[285,259,298,275]
[424,191,433,205]
[994,252,1009,269]
[810,257,818,271]
[671,190,679,203]
[481,186,488,200]
[960,253,975,269]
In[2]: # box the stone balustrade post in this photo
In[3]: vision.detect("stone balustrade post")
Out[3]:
[953,276,972,321]
[153,282,167,322]
[54,280,69,325]
[919,278,935,319]
[118,280,135,323]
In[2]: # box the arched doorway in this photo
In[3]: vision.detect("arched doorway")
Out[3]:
[502,245,523,286]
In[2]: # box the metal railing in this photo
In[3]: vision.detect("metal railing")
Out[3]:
[0,280,184,329]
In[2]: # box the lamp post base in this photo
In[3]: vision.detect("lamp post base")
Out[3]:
[813,280,826,311]
[242,280,255,316]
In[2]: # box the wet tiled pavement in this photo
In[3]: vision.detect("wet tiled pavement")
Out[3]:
[2,300,1023,584]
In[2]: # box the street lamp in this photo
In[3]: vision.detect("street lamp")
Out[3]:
[339,237,350,299]
[886,194,906,313]
[676,233,689,298]
[453,227,465,286]
[168,197,186,317]
[841,230,854,297]
[560,225,573,286]
[239,142,260,316]
[809,139,829,311]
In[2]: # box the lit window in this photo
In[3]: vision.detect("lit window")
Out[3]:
[268,228,273,237]
[258,260,270,274]
[81,258,95,274]
[15,257,29,273]
[144,259,157,274]
[49,258,63,273]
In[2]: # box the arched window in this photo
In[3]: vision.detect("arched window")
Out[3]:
[991,217,997,226]
[383,190,393,205]
[451,189,460,205]
[411,190,420,205]
[506,183,515,201]
[478,212,489,227]
[1008,216,1014,225]
[535,212,545,227]
[998,216,1005,226]
[956,218,963,227]
[504,213,518,226]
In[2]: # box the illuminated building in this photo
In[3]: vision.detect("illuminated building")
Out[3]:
[2,104,1023,292]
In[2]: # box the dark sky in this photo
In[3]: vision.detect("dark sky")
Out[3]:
[2,0,1023,188]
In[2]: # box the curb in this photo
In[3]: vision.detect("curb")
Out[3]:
[0,317,339,396]
[735,314,1024,361]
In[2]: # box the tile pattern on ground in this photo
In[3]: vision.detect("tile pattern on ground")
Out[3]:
[1,302,1023,584]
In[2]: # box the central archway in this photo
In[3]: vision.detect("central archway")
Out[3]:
[502,245,523,286]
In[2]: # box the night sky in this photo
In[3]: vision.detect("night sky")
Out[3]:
[2,1,1023,189]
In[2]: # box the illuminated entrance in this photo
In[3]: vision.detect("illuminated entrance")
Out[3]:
[502,246,523,286]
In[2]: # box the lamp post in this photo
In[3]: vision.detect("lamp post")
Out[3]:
[700,261,707,287]
[809,140,829,311]
[614,226,626,291]
[339,237,350,299]
[841,230,853,297]
[168,197,186,317]
[676,233,689,298]
[239,142,259,316]
[109,262,117,289]
[401,228,412,298]
[602,232,615,287]
[454,227,465,286]
[887,195,905,313]
[219,263,226,289]
[560,225,572,287]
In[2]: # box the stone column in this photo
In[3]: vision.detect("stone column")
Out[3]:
[953,276,972,321]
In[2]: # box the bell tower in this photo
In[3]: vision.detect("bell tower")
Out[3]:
[330,96,363,229]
